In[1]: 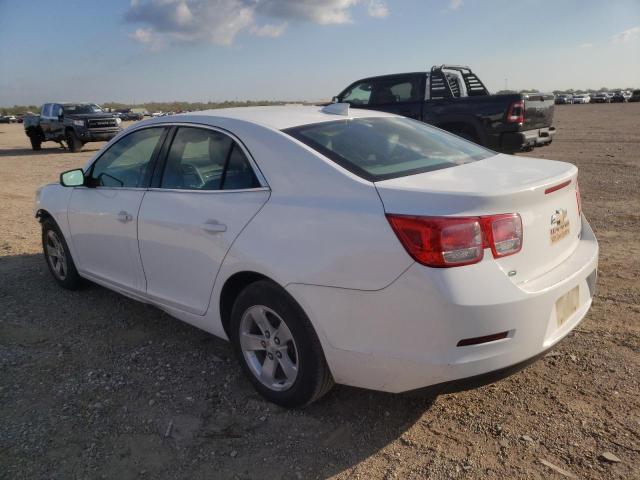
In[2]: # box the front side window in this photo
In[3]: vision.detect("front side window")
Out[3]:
[284,117,493,181]
[161,127,258,190]
[42,104,51,117]
[90,127,165,187]
[341,82,373,105]
[51,104,62,117]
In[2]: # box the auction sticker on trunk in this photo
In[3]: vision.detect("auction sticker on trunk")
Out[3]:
[550,208,570,244]
[556,286,579,328]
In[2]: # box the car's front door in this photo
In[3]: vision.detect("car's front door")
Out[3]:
[67,126,167,291]
[137,126,269,315]
[50,104,65,139]
[39,104,52,135]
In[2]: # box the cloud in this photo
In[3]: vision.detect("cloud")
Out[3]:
[129,27,164,50]
[367,0,389,18]
[449,0,462,10]
[610,25,639,44]
[126,0,389,48]
[250,22,287,37]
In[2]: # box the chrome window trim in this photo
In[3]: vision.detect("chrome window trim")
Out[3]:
[85,121,270,191]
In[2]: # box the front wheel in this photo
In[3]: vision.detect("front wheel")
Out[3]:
[66,130,83,152]
[42,219,81,289]
[230,280,334,408]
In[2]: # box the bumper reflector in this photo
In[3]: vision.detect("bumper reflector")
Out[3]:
[457,331,509,347]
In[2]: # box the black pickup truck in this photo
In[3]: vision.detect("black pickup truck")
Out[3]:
[333,65,555,152]
[24,103,122,152]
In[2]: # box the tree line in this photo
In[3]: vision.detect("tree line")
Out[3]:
[0,100,299,116]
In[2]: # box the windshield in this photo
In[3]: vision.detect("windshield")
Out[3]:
[63,103,103,114]
[284,117,493,181]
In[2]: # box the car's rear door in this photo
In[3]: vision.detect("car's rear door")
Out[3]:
[137,125,269,315]
[67,126,168,291]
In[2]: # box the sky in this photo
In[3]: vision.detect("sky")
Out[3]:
[0,0,639,106]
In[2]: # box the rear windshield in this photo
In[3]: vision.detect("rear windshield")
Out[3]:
[284,117,493,181]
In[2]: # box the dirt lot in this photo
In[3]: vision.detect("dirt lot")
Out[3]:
[1,104,639,479]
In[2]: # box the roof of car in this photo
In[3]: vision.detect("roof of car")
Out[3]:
[173,105,398,130]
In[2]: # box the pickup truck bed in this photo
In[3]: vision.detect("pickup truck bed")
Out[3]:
[334,65,555,153]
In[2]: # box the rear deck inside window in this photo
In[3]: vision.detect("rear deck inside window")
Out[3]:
[284,117,493,181]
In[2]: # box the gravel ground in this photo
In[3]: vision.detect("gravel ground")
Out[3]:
[1,104,639,479]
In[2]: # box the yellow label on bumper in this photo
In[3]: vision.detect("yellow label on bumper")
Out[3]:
[556,286,579,328]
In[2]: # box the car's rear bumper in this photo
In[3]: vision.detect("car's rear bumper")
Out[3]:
[500,126,556,151]
[288,215,598,393]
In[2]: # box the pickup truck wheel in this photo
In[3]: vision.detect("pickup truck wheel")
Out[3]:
[30,136,42,151]
[66,131,83,153]
[230,280,334,408]
[42,218,81,289]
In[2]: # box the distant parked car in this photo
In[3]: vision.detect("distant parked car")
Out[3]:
[610,91,626,103]
[0,115,10,124]
[554,94,573,104]
[629,90,640,102]
[590,92,610,103]
[572,94,590,104]
[117,111,144,121]
[151,112,163,117]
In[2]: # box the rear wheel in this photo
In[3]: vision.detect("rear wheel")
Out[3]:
[29,136,42,151]
[42,219,81,289]
[66,130,83,152]
[230,280,334,407]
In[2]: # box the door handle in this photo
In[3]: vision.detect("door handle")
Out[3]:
[201,220,227,233]
[117,211,133,223]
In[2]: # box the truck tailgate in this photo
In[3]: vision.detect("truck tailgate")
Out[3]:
[523,93,555,130]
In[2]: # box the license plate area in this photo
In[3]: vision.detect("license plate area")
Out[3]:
[555,286,579,328]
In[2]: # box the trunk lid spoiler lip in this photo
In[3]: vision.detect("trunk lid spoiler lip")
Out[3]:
[374,154,577,199]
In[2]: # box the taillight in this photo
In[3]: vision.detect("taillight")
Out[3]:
[482,214,523,258]
[576,180,582,216]
[506,100,525,124]
[386,213,523,268]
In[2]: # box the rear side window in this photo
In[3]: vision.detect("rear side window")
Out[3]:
[161,127,258,191]
[284,117,493,182]
[371,78,419,104]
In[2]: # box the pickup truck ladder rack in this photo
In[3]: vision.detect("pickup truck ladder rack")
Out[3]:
[429,65,489,98]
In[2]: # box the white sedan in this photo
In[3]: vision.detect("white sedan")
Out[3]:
[35,105,598,407]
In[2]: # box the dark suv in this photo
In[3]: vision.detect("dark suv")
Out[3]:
[24,103,122,152]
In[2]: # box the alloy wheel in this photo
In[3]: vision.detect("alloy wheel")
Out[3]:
[45,230,67,280]
[239,305,299,391]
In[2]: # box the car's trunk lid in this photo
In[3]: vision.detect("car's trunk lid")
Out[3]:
[375,154,581,283]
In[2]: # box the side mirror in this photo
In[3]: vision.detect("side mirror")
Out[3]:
[60,169,85,187]
[332,96,339,104]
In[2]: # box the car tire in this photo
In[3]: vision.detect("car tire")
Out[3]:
[229,280,334,408]
[30,136,42,151]
[66,131,83,153]
[42,218,81,290]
